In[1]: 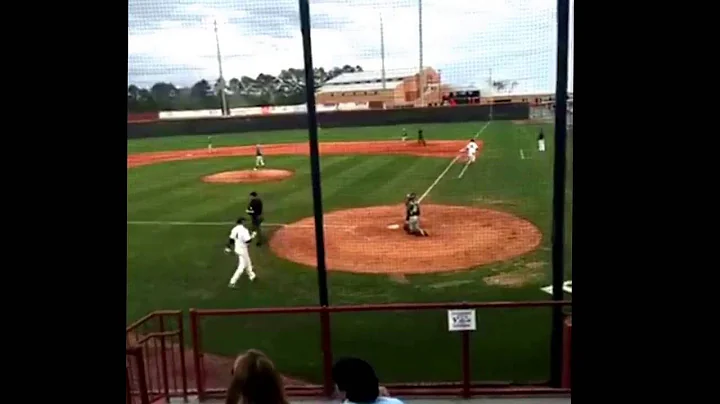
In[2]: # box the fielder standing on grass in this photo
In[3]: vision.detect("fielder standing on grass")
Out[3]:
[246,191,264,246]
[253,144,266,170]
[537,129,546,152]
[401,128,408,142]
[225,217,257,287]
[207,135,213,153]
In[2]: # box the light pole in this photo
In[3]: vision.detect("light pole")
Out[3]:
[213,19,228,116]
[418,0,424,107]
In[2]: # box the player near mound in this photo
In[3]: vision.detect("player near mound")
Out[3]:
[460,139,479,163]
[253,144,266,171]
[417,128,427,146]
[537,129,546,152]
[403,192,429,237]
[224,217,257,287]
[246,191,264,247]
[401,128,408,142]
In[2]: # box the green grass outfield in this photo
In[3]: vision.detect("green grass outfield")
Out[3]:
[127,120,571,384]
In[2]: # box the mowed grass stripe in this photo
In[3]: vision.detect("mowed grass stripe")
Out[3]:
[317,156,419,208]
[127,157,256,200]
[275,156,388,212]
[128,156,308,221]
[329,156,452,208]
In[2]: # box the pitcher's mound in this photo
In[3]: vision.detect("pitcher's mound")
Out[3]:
[202,169,294,184]
[270,204,543,274]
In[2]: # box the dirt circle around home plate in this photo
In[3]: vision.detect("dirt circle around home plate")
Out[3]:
[269,204,543,274]
[202,169,294,184]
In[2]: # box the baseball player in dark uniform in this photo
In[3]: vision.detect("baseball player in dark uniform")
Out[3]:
[403,193,429,236]
[417,129,427,146]
[246,191,264,246]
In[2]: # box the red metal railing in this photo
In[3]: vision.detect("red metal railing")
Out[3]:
[126,310,188,402]
[562,316,572,389]
[189,300,572,401]
[126,346,150,404]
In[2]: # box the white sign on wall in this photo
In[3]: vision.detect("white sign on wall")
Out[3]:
[447,309,477,332]
[541,280,572,295]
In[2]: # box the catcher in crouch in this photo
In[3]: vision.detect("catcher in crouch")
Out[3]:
[403,193,429,237]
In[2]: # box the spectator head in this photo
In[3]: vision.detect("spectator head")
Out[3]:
[250,192,258,197]
[332,357,380,403]
[226,349,288,404]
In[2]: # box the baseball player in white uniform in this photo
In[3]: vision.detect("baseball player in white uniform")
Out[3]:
[224,217,257,287]
[460,139,479,163]
[537,129,546,152]
[253,144,266,171]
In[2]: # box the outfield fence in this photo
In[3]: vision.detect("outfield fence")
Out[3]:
[125,301,571,402]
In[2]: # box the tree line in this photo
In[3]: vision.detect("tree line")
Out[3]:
[128,65,364,113]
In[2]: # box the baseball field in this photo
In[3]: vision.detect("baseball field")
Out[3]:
[127,120,572,386]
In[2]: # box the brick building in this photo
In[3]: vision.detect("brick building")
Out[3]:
[315,67,444,109]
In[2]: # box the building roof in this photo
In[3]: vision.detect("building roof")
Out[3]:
[316,81,402,94]
[323,68,423,85]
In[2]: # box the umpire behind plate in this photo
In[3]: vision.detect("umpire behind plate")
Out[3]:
[246,191,264,246]
[403,193,429,237]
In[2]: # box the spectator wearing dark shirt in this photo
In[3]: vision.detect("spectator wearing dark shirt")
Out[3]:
[332,358,404,404]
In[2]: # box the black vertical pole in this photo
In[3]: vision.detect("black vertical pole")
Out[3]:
[298,0,329,308]
[550,0,570,388]
[298,0,334,396]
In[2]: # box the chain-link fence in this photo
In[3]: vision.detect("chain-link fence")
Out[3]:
[128,0,573,113]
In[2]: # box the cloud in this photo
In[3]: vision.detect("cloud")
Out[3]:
[128,0,573,92]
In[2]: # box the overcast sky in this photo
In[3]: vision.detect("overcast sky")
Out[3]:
[128,0,574,93]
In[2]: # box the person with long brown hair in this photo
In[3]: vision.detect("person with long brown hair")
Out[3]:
[225,349,289,404]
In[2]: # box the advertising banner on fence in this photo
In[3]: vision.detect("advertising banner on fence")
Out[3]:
[159,109,224,120]
[230,105,306,116]
[230,107,263,117]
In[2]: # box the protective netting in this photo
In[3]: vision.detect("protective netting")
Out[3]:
[128,0,573,111]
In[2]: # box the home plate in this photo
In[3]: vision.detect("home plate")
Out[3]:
[387,224,400,230]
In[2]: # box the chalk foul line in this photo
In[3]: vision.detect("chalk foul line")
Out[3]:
[457,161,471,179]
[418,121,490,199]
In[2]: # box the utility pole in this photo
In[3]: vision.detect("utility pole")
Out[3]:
[214,19,228,116]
